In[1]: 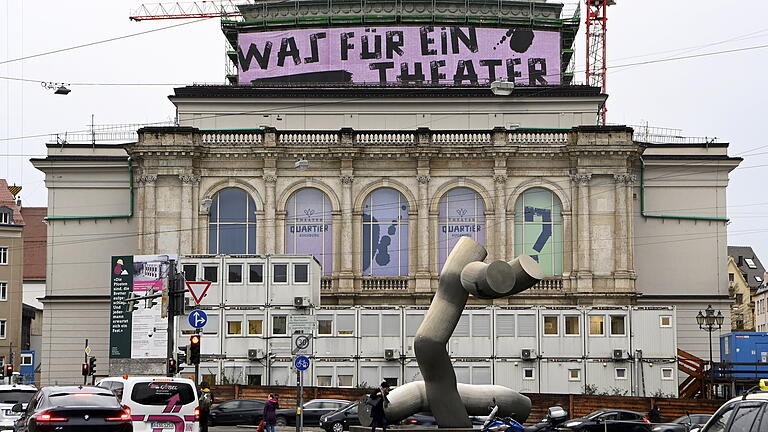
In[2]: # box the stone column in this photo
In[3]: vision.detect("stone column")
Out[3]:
[614,173,637,289]
[139,174,157,255]
[264,174,277,254]
[179,174,199,255]
[191,178,200,253]
[494,174,508,259]
[339,174,355,292]
[415,174,431,292]
[570,173,592,288]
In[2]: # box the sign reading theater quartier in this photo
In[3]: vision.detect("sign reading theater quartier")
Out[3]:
[237,26,561,85]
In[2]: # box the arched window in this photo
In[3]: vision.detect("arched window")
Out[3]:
[208,188,257,254]
[438,188,486,272]
[285,188,333,275]
[362,188,409,276]
[514,188,563,277]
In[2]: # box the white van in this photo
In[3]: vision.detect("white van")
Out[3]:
[97,376,200,432]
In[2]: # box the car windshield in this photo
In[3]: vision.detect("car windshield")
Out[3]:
[0,391,36,404]
[49,393,120,407]
[340,403,356,413]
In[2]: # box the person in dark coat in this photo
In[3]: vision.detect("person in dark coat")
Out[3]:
[647,404,662,424]
[369,382,391,432]
[199,381,213,432]
[263,394,280,432]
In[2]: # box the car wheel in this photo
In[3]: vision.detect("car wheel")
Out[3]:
[332,422,345,432]
[276,416,288,426]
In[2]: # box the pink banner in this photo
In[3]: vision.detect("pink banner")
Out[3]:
[237,26,561,85]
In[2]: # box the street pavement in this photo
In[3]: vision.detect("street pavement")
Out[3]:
[211,426,325,432]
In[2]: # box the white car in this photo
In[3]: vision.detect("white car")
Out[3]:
[97,376,200,432]
[0,384,36,431]
[695,390,768,432]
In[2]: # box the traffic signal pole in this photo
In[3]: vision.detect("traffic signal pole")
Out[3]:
[84,339,89,386]
[166,260,178,377]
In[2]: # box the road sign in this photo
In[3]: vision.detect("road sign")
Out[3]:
[84,346,92,356]
[186,281,212,304]
[188,310,208,329]
[291,332,312,355]
[294,355,310,371]
[288,315,316,332]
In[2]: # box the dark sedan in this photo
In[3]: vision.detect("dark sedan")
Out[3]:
[320,402,359,432]
[13,385,132,432]
[210,399,266,426]
[558,410,651,432]
[276,399,351,426]
[651,415,712,432]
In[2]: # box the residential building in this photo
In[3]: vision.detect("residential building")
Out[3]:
[727,246,766,331]
[20,206,46,385]
[0,180,24,370]
[753,276,768,332]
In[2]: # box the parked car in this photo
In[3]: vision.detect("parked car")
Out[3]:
[402,412,437,426]
[276,399,351,426]
[210,398,266,426]
[558,409,651,432]
[694,391,768,432]
[320,401,360,432]
[652,415,712,432]
[12,385,132,432]
[0,384,36,431]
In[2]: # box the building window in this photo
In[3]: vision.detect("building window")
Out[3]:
[729,273,734,281]
[273,264,288,283]
[736,294,744,304]
[438,188,486,272]
[203,266,218,283]
[228,264,243,283]
[0,208,11,225]
[543,316,559,335]
[362,188,409,276]
[745,258,758,269]
[183,264,197,282]
[523,368,535,380]
[661,368,674,380]
[568,369,581,381]
[247,317,263,335]
[615,368,627,380]
[317,376,332,387]
[565,316,580,335]
[0,320,6,339]
[247,375,262,386]
[0,282,6,301]
[208,188,257,254]
[249,264,263,283]
[0,247,7,265]
[756,276,763,283]
[21,354,32,366]
[227,318,242,336]
[514,188,563,277]
[338,375,353,387]
[589,316,605,336]
[285,188,333,275]
[660,316,672,328]
[294,264,309,284]
[272,316,287,335]
[610,315,626,336]
[337,315,354,335]
[318,315,333,335]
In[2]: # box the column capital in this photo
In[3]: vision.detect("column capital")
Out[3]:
[613,173,638,185]
[416,174,431,184]
[493,174,508,184]
[263,174,278,183]
[179,173,200,184]
[569,173,592,186]
[137,174,157,184]
[340,175,355,185]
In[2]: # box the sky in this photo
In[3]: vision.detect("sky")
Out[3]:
[1,0,767,259]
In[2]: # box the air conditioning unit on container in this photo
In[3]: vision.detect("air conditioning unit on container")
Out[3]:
[521,349,534,360]
[384,349,399,360]
[612,349,624,360]
[248,349,265,360]
[294,296,311,308]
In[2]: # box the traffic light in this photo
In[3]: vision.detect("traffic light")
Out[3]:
[4,364,12,378]
[81,363,89,376]
[168,357,177,375]
[88,357,97,376]
[189,334,201,365]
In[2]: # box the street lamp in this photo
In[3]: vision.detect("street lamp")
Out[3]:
[698,304,724,398]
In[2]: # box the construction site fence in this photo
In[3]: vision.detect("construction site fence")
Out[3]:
[210,385,725,424]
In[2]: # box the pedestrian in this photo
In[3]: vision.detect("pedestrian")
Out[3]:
[369,381,390,432]
[199,381,214,432]
[263,393,280,432]
[647,404,662,424]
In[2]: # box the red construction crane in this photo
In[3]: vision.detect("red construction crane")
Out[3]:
[585,0,615,125]
[129,1,242,21]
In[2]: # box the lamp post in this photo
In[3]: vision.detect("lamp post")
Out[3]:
[697,304,724,398]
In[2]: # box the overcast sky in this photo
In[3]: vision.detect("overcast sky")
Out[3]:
[2,0,767,259]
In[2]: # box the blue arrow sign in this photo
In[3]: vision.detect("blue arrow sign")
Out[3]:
[295,355,310,371]
[188,310,208,329]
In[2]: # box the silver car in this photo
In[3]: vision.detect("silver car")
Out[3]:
[0,384,36,431]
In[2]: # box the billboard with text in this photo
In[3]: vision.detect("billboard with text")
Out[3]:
[238,26,561,85]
